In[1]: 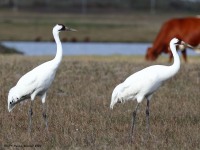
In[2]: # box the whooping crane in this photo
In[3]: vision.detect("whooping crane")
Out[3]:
[110,38,192,141]
[8,24,76,132]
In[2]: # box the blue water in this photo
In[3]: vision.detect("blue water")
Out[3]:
[2,41,198,56]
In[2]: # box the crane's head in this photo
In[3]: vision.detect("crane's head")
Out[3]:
[53,24,77,33]
[171,38,194,49]
[171,38,182,45]
[8,87,19,112]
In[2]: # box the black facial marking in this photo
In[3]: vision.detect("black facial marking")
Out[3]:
[10,102,12,104]
[58,24,66,31]
[175,39,182,45]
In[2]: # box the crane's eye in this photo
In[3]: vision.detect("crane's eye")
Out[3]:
[10,102,12,104]
[175,39,181,45]
[58,25,66,31]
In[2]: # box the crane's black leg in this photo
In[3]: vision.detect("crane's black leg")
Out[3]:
[28,100,33,133]
[146,99,150,137]
[42,103,48,131]
[41,93,48,132]
[130,103,139,142]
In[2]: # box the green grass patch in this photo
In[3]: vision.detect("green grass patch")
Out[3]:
[0,10,195,42]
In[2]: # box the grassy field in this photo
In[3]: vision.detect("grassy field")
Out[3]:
[0,10,198,42]
[0,55,200,149]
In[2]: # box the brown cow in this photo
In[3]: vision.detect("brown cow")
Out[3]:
[146,17,200,62]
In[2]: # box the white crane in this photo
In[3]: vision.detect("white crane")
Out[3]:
[110,38,192,141]
[8,24,76,132]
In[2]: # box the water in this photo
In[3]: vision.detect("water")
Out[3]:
[2,41,198,56]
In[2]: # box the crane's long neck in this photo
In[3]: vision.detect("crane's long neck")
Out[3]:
[163,43,180,80]
[52,31,63,68]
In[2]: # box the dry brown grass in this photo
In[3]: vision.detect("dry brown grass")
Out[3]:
[0,55,200,149]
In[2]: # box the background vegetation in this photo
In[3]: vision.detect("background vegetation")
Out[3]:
[0,10,198,42]
[1,0,200,12]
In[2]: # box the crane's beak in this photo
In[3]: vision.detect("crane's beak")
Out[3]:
[181,41,194,49]
[66,27,77,32]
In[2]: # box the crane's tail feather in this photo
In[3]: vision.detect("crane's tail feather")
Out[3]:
[110,84,122,109]
[110,92,118,109]
[110,102,115,109]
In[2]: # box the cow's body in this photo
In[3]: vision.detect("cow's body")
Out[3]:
[146,17,200,62]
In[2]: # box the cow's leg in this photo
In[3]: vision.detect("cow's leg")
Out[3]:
[169,51,173,62]
[181,49,187,62]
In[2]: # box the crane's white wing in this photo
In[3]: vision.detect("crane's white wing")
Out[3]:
[15,69,38,96]
[115,66,163,102]
[15,61,56,98]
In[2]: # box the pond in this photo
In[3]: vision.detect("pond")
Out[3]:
[2,42,198,56]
